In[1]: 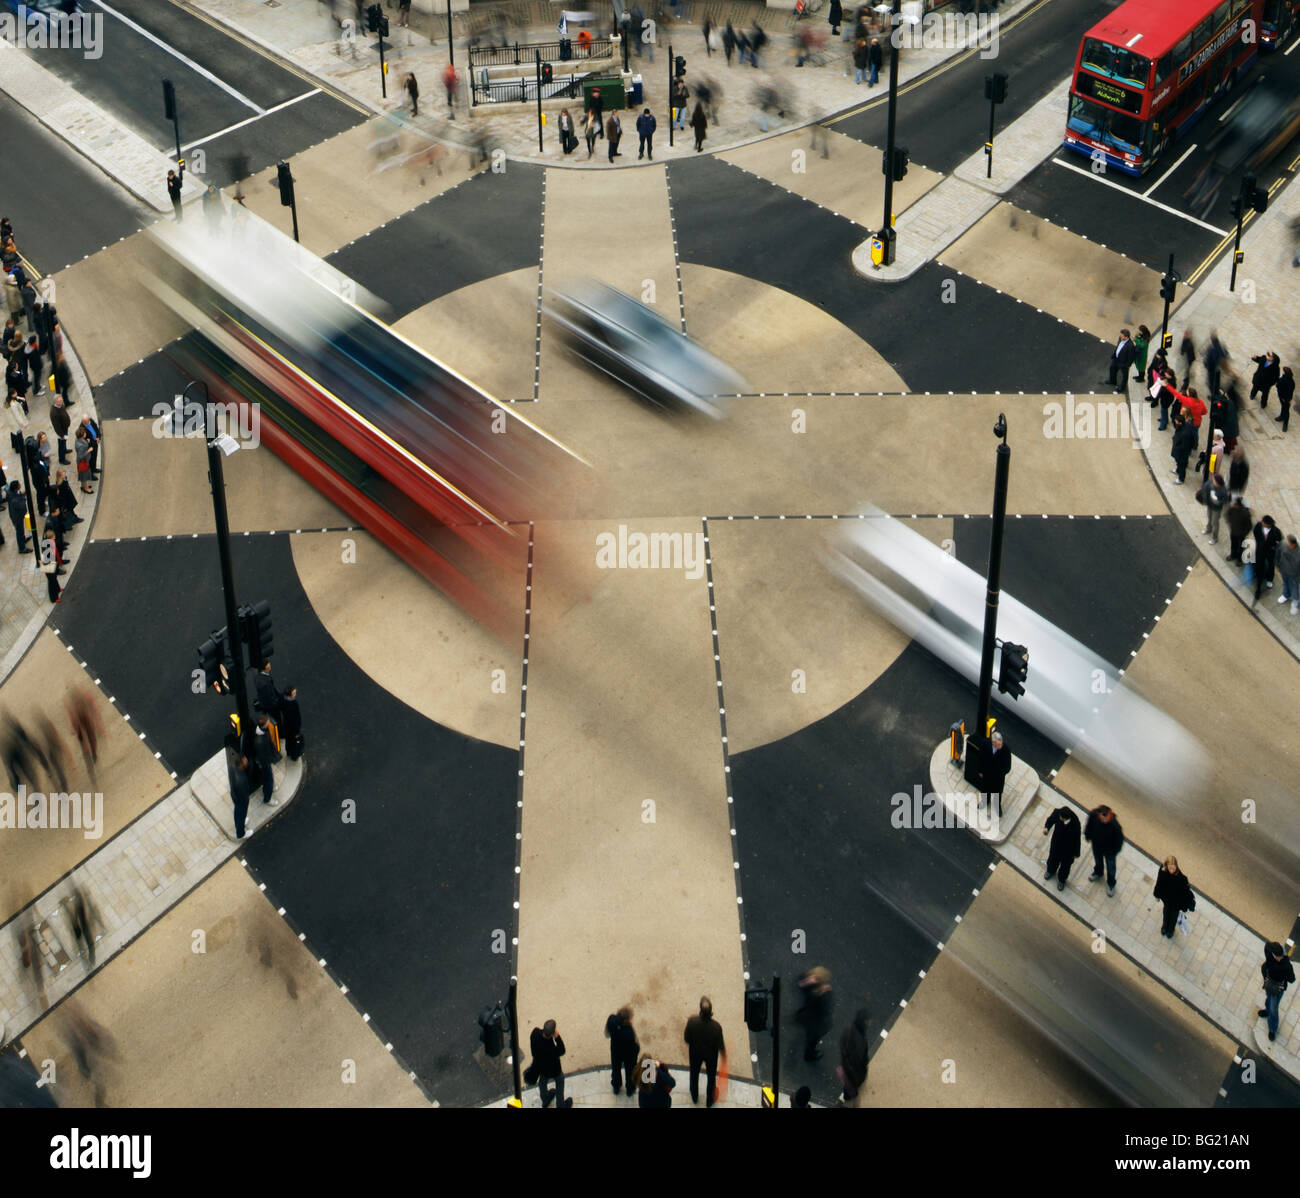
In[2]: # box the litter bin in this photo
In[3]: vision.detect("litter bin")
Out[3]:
[629,74,643,104]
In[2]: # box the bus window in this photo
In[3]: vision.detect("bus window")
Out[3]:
[1173,33,1192,63]
[1080,38,1151,88]
[1191,16,1213,51]
[1068,94,1147,153]
[1155,53,1173,83]
[1213,0,1230,25]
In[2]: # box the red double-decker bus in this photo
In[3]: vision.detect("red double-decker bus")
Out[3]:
[1262,0,1300,47]
[1064,0,1264,176]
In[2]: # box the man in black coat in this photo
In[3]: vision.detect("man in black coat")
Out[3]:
[1107,329,1136,392]
[1250,351,1280,408]
[604,1006,640,1097]
[1260,942,1296,1042]
[7,481,30,552]
[635,108,656,159]
[1085,804,1124,895]
[279,684,303,760]
[227,751,252,840]
[683,995,726,1105]
[529,1020,571,1108]
[254,660,284,720]
[1254,514,1282,599]
[828,0,842,35]
[980,730,1012,817]
[1042,805,1081,891]
[1170,414,1196,484]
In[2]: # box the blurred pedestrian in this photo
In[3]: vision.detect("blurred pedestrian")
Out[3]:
[722,21,736,64]
[52,352,73,407]
[792,1085,813,1108]
[604,1005,640,1096]
[1226,495,1252,563]
[702,13,714,53]
[397,0,411,28]
[528,1019,572,1108]
[853,35,868,82]
[584,109,598,157]
[39,529,62,603]
[404,71,419,116]
[442,61,459,117]
[690,102,707,151]
[606,110,622,161]
[67,886,99,968]
[980,730,1011,817]
[749,23,767,65]
[828,0,842,35]
[1041,804,1081,891]
[67,688,103,781]
[22,334,42,395]
[1275,365,1294,431]
[1085,804,1124,896]
[36,713,69,791]
[1228,445,1249,500]
[228,750,252,839]
[1203,333,1227,395]
[796,966,834,1061]
[1201,471,1227,543]
[636,107,656,159]
[202,184,223,232]
[1153,855,1194,939]
[636,1055,676,1108]
[867,35,882,85]
[253,711,282,805]
[5,716,50,790]
[683,995,725,1105]
[1178,329,1195,390]
[1278,535,1300,615]
[280,684,304,760]
[166,169,183,220]
[589,85,605,136]
[558,107,576,155]
[836,1007,869,1105]
[1170,413,1195,484]
[1259,941,1295,1043]
[1250,350,1280,408]
[671,77,689,129]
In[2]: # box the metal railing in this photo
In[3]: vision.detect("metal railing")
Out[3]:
[468,37,615,69]
[471,70,598,105]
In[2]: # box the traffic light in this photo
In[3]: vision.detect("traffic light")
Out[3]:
[882,145,909,181]
[542,61,553,85]
[674,54,686,77]
[997,642,1028,699]
[276,161,295,209]
[744,987,770,1032]
[477,1004,505,1057]
[377,11,389,36]
[1160,272,1177,303]
[162,79,177,121]
[197,631,230,694]
[984,72,1007,104]
[241,600,274,670]
[365,3,380,32]
[1234,175,1269,221]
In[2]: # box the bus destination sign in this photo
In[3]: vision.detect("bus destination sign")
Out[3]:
[1076,72,1144,114]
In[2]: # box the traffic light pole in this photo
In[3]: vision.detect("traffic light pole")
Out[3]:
[507,977,522,1105]
[535,51,544,152]
[1229,190,1245,294]
[447,0,454,68]
[378,25,388,98]
[200,386,253,756]
[668,42,674,147]
[1159,253,1176,357]
[964,418,1010,793]
[879,0,901,264]
[770,974,781,1109]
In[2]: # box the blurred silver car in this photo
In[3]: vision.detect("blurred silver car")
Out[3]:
[545,280,747,418]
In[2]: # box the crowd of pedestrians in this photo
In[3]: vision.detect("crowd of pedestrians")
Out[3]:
[224,660,304,841]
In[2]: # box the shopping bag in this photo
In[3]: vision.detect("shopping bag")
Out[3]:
[1176,911,1191,935]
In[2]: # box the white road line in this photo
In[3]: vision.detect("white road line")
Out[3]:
[1285,32,1300,55]
[88,0,266,115]
[177,89,322,152]
[1050,157,1229,236]
[1143,143,1196,196]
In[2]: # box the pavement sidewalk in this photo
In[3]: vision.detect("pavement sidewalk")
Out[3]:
[931,742,1300,1082]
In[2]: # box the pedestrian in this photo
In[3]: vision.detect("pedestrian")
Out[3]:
[604,1005,640,1096]
[1275,366,1294,431]
[867,35,882,86]
[735,26,751,65]
[279,684,304,759]
[683,995,725,1105]
[1203,333,1227,395]
[253,711,282,805]
[74,427,94,494]
[1178,329,1195,390]
[1227,444,1249,500]
[67,687,103,781]
[22,334,42,395]
[19,277,37,333]
[404,71,419,116]
[7,480,30,552]
[702,13,714,53]
[397,0,411,27]
[6,351,29,405]
[722,21,736,64]
[690,102,707,151]
[166,169,184,220]
[1259,941,1295,1043]
[1201,472,1227,543]
[442,62,459,117]
[1155,367,1176,430]
[606,110,622,161]
[52,352,73,407]
[254,659,283,720]
[1253,514,1281,597]
[1041,804,1081,891]
[636,1055,676,1108]
[1204,427,1226,479]
[527,1019,572,1108]
[81,413,101,476]
[1085,804,1124,896]
[836,1007,869,1105]
[852,35,868,83]
[671,77,689,129]
[979,730,1012,817]
[1132,324,1151,382]
[636,107,656,159]
[228,750,252,839]
[1218,383,1240,453]
[749,23,766,65]
[39,526,61,603]
[53,468,80,526]
[584,110,598,157]
[796,966,834,1061]
[589,85,605,136]
[1226,495,1252,563]
[1278,535,1300,615]
[1250,350,1280,408]
[1153,854,1194,939]
[828,0,842,35]
[1170,413,1195,484]
[50,394,70,464]
[1146,345,1168,390]
[558,107,576,155]
[1106,328,1136,392]
[28,439,49,518]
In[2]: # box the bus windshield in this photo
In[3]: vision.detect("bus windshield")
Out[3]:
[1080,38,1151,89]
[1068,94,1147,154]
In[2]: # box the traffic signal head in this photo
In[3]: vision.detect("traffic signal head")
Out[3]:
[1160,274,1177,303]
[1250,185,1268,214]
[890,145,909,181]
[997,642,1028,699]
[276,161,295,208]
[241,600,274,670]
[366,3,380,32]
[1162,332,1173,350]
[542,61,553,84]
[198,632,230,694]
[675,54,686,77]
[744,987,770,1032]
[984,72,1007,104]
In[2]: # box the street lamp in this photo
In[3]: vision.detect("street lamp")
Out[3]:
[964,413,1010,793]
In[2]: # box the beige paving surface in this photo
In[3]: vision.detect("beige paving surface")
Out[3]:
[681,264,905,395]
[709,518,947,754]
[516,517,746,1075]
[866,865,1234,1107]
[0,631,173,917]
[1054,561,1300,939]
[88,422,346,541]
[718,128,942,229]
[394,268,538,402]
[52,233,186,385]
[939,203,1162,343]
[291,530,522,749]
[228,117,478,260]
[20,861,429,1106]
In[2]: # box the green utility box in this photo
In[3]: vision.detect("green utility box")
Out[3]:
[582,78,626,111]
